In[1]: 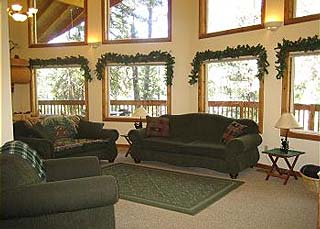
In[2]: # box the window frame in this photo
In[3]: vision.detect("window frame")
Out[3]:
[102,63,172,122]
[30,66,89,118]
[199,0,266,39]
[28,0,88,48]
[102,0,172,44]
[198,59,264,133]
[284,0,320,25]
[281,52,320,141]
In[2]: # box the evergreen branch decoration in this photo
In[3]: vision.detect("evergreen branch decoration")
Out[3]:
[95,51,175,85]
[274,35,320,79]
[188,44,269,85]
[29,56,92,81]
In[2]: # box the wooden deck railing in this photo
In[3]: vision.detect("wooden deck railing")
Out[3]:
[110,100,167,117]
[293,103,320,133]
[38,99,319,132]
[208,101,259,123]
[38,100,86,116]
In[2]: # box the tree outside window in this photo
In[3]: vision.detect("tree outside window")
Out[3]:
[35,67,87,116]
[206,59,261,125]
[105,0,171,42]
[105,64,169,119]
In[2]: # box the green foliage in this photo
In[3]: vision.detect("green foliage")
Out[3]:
[274,35,320,79]
[189,44,269,85]
[29,56,92,81]
[95,50,175,85]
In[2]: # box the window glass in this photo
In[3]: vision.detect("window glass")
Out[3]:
[106,0,170,41]
[291,54,320,133]
[294,0,320,18]
[35,67,86,116]
[206,0,263,33]
[30,0,87,45]
[206,59,260,123]
[106,65,168,117]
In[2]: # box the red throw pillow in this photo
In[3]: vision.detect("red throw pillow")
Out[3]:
[221,121,248,143]
[146,116,170,137]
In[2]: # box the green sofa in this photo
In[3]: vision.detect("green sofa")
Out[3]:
[128,113,262,178]
[13,116,119,162]
[0,152,119,229]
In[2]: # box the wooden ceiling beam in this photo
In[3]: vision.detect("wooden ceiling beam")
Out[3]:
[56,0,84,8]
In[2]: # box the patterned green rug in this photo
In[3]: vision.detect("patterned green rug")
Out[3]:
[102,163,244,215]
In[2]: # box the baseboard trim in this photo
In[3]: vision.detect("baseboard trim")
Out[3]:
[255,163,301,177]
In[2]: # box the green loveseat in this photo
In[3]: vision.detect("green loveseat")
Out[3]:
[13,116,119,162]
[128,113,262,178]
[0,152,118,229]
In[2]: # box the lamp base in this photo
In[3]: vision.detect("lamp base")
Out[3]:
[280,138,289,153]
[134,121,143,129]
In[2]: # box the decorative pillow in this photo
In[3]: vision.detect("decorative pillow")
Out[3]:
[33,122,54,141]
[42,116,78,140]
[221,121,248,144]
[77,120,104,139]
[146,116,170,137]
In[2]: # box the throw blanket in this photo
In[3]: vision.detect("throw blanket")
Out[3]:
[0,140,46,180]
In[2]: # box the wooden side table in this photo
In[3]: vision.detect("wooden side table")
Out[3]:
[262,148,305,185]
[121,134,132,157]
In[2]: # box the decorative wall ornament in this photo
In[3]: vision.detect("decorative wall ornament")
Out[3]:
[274,35,320,79]
[29,56,92,81]
[188,44,269,85]
[95,50,175,85]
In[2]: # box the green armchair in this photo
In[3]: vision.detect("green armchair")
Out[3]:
[0,152,119,229]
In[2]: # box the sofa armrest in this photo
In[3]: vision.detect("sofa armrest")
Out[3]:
[15,137,54,159]
[226,134,262,153]
[128,128,146,143]
[100,129,119,142]
[44,156,101,182]
[1,175,118,219]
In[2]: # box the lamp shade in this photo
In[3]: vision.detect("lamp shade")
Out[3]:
[274,113,302,129]
[132,107,149,118]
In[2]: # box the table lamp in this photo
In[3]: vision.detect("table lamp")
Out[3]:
[274,113,302,152]
[132,106,149,129]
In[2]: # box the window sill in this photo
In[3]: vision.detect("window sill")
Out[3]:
[103,117,146,122]
[103,37,171,45]
[284,14,320,25]
[29,41,88,48]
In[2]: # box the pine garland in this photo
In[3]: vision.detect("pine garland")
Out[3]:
[275,35,320,79]
[29,56,92,81]
[95,50,175,85]
[189,44,269,85]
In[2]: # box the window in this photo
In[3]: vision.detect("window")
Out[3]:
[203,59,263,131]
[285,0,320,24]
[33,67,88,117]
[103,0,171,43]
[282,53,320,140]
[199,0,265,38]
[103,64,171,120]
[29,0,87,47]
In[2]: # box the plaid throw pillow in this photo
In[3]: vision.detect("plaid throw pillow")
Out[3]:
[146,116,170,137]
[221,121,248,144]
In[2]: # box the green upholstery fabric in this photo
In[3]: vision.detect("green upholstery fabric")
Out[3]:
[0,154,118,229]
[77,120,104,139]
[129,113,262,177]
[13,116,119,162]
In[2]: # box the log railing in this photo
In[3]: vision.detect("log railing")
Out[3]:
[110,100,167,117]
[208,101,259,123]
[293,103,320,133]
[38,99,319,133]
[38,100,86,116]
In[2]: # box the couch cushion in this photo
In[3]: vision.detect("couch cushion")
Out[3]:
[77,120,104,139]
[141,137,191,153]
[184,140,227,159]
[221,121,248,143]
[54,138,109,154]
[33,122,54,141]
[146,116,170,137]
[42,116,78,140]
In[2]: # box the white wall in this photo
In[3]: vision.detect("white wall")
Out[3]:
[8,0,320,168]
[1,0,13,145]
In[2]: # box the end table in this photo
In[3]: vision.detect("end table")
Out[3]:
[262,148,305,185]
[120,134,132,157]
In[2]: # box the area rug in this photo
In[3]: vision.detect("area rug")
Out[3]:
[102,163,244,215]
